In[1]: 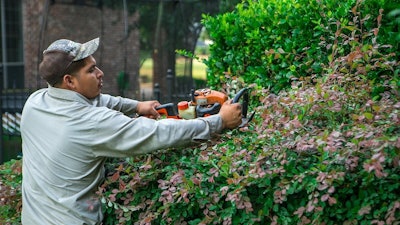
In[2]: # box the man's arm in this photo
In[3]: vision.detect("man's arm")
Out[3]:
[92,94,139,115]
[93,94,160,118]
[90,100,241,158]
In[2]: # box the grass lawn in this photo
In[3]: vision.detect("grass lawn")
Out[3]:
[139,56,207,83]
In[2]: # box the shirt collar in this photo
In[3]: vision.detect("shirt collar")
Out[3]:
[47,85,99,106]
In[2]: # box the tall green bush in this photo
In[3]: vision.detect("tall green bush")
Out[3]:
[202,0,399,94]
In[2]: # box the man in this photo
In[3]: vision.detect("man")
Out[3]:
[20,37,242,224]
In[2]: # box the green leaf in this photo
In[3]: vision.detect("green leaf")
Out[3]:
[363,112,373,120]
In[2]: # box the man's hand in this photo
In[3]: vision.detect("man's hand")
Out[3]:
[218,100,242,129]
[137,100,161,119]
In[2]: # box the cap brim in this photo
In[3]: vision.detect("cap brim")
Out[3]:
[73,37,100,61]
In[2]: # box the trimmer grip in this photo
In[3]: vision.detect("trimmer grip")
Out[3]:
[196,103,221,117]
[232,88,248,118]
[156,103,180,119]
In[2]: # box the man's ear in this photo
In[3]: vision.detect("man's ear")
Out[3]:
[62,74,75,89]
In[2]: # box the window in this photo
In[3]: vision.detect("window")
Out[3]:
[0,0,24,89]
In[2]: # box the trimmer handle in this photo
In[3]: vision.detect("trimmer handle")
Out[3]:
[232,87,254,128]
[156,103,180,119]
[232,88,249,119]
[196,103,221,117]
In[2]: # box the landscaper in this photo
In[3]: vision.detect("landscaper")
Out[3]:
[20,37,242,224]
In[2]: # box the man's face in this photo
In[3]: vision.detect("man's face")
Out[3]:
[72,56,104,99]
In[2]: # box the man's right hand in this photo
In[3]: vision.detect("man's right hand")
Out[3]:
[218,100,242,129]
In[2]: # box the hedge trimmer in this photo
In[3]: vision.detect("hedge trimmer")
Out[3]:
[155,87,255,128]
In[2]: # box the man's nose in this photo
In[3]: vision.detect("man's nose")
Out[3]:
[97,68,104,78]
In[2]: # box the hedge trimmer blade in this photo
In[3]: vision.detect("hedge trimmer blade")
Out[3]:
[239,110,255,128]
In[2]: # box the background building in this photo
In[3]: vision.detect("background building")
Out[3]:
[2,0,141,97]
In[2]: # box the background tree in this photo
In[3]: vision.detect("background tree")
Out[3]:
[102,0,240,98]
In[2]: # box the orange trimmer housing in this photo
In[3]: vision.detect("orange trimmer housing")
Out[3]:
[193,89,228,106]
[192,89,228,117]
[155,88,229,119]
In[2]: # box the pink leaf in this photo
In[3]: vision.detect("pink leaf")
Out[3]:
[328,196,337,205]
[294,206,305,218]
[321,194,329,202]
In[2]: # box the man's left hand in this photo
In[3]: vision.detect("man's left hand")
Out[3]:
[137,101,161,119]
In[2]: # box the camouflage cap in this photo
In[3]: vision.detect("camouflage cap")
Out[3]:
[43,37,99,62]
[39,37,100,85]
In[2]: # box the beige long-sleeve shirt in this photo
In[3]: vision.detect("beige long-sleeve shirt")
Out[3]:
[21,86,222,225]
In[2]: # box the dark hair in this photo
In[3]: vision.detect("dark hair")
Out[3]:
[65,59,86,75]
[39,50,88,86]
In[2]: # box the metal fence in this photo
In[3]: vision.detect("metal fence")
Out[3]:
[152,69,207,104]
[1,89,31,164]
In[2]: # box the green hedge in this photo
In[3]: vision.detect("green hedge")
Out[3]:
[202,0,399,94]
[97,1,399,223]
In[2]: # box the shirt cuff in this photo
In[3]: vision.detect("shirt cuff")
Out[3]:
[199,114,223,134]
